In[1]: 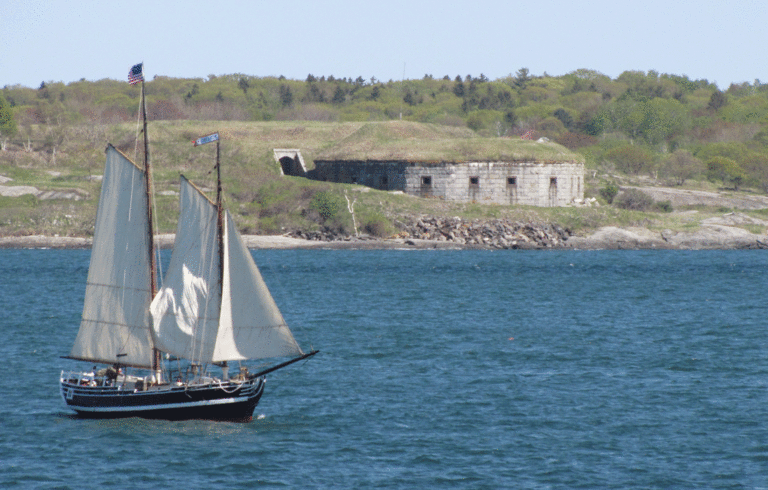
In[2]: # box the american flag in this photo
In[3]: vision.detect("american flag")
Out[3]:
[128,63,144,85]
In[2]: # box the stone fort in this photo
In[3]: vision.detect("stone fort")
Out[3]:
[308,159,584,207]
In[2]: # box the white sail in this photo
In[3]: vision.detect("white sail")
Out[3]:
[69,145,155,368]
[150,176,221,362]
[151,177,302,363]
[216,210,303,361]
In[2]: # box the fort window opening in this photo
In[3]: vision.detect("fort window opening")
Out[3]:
[507,177,517,186]
[421,176,432,186]
[550,177,557,186]
[469,176,480,186]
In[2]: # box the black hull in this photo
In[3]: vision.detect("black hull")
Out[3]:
[60,377,265,423]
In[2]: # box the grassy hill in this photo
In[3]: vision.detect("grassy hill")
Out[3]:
[315,120,582,163]
[0,120,766,240]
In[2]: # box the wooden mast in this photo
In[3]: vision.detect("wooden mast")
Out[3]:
[215,137,228,378]
[141,78,161,376]
[215,137,223,288]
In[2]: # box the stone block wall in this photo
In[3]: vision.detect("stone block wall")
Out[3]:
[312,160,584,207]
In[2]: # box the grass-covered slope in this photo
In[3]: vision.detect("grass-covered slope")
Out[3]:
[316,121,583,163]
[0,120,765,241]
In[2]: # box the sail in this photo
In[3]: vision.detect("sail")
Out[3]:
[217,210,303,361]
[151,177,302,363]
[69,145,155,369]
[150,176,221,362]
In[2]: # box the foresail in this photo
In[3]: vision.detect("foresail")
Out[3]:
[69,145,155,368]
[215,210,303,361]
[150,176,303,364]
[150,176,222,362]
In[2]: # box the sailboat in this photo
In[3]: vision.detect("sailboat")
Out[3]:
[60,65,316,422]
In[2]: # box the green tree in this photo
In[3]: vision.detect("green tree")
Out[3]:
[514,68,531,89]
[553,108,573,129]
[707,90,727,111]
[305,84,326,103]
[642,97,687,146]
[695,142,748,167]
[238,77,250,96]
[0,94,17,137]
[453,80,465,97]
[662,149,704,185]
[279,84,293,107]
[742,151,768,193]
[605,96,687,145]
[706,156,747,190]
[332,86,345,104]
[504,110,517,128]
[604,145,654,175]
[403,88,418,106]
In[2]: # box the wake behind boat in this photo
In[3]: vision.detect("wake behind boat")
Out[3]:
[60,64,316,422]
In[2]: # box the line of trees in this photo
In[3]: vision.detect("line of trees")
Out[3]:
[3,68,768,192]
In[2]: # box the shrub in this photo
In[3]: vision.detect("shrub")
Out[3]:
[655,200,673,213]
[604,145,653,175]
[706,156,747,190]
[309,190,344,221]
[466,112,483,132]
[599,183,619,204]
[553,108,573,129]
[662,149,704,185]
[614,188,654,211]
[363,213,394,237]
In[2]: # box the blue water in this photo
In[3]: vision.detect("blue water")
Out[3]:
[1,249,767,489]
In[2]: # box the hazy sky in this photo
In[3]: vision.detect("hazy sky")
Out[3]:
[2,0,767,89]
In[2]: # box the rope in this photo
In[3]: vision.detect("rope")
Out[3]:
[216,378,246,394]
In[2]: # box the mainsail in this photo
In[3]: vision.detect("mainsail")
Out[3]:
[69,145,155,369]
[150,176,303,363]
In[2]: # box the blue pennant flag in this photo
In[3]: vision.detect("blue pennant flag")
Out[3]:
[193,133,219,146]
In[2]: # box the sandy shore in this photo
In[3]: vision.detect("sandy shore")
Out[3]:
[0,233,477,251]
[2,223,767,251]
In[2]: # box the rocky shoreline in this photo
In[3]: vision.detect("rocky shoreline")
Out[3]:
[4,213,767,250]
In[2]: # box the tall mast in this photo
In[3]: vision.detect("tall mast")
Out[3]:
[141,78,161,375]
[216,138,224,290]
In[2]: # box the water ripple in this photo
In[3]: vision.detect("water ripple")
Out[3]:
[2,249,768,488]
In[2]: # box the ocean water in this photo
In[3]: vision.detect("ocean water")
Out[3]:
[1,248,767,489]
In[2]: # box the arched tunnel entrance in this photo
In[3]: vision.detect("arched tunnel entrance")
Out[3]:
[273,149,307,177]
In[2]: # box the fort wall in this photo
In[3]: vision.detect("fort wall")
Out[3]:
[312,160,584,207]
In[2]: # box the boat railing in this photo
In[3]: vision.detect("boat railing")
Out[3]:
[60,370,143,388]
[60,370,97,386]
